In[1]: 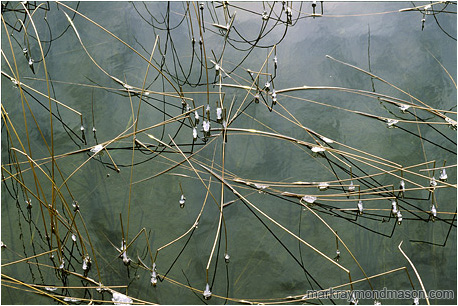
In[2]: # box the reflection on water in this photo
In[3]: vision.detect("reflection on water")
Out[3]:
[1,1,456,305]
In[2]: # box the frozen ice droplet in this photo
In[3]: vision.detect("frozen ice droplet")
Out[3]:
[431,204,437,218]
[112,292,133,305]
[397,211,403,225]
[399,104,410,112]
[82,255,91,272]
[391,200,398,215]
[151,270,158,286]
[357,200,363,215]
[311,146,326,153]
[320,136,334,144]
[386,119,398,128]
[203,120,210,135]
[439,168,447,181]
[399,180,405,196]
[318,182,329,191]
[90,144,103,154]
[430,177,437,188]
[203,283,212,300]
[216,107,222,120]
[301,195,317,204]
[179,194,186,208]
[348,181,355,192]
[193,127,198,140]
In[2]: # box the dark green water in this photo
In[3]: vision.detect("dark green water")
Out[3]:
[1,2,456,304]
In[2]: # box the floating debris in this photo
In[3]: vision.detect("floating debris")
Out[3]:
[203,283,212,300]
[215,63,220,72]
[318,182,329,191]
[1,241,6,248]
[59,258,65,269]
[397,211,403,225]
[374,300,381,305]
[224,253,230,263]
[80,125,85,132]
[413,297,419,305]
[71,234,77,242]
[90,144,103,154]
[439,168,447,181]
[206,104,211,113]
[194,110,200,124]
[63,297,80,302]
[179,194,186,208]
[385,118,398,128]
[262,10,268,20]
[112,292,133,305]
[92,126,97,132]
[25,198,32,208]
[357,200,363,215]
[301,195,317,204]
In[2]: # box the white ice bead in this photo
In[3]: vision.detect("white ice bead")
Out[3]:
[216,107,222,120]
[357,200,363,215]
[203,283,212,299]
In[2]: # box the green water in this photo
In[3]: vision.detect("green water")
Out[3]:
[1,1,456,304]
